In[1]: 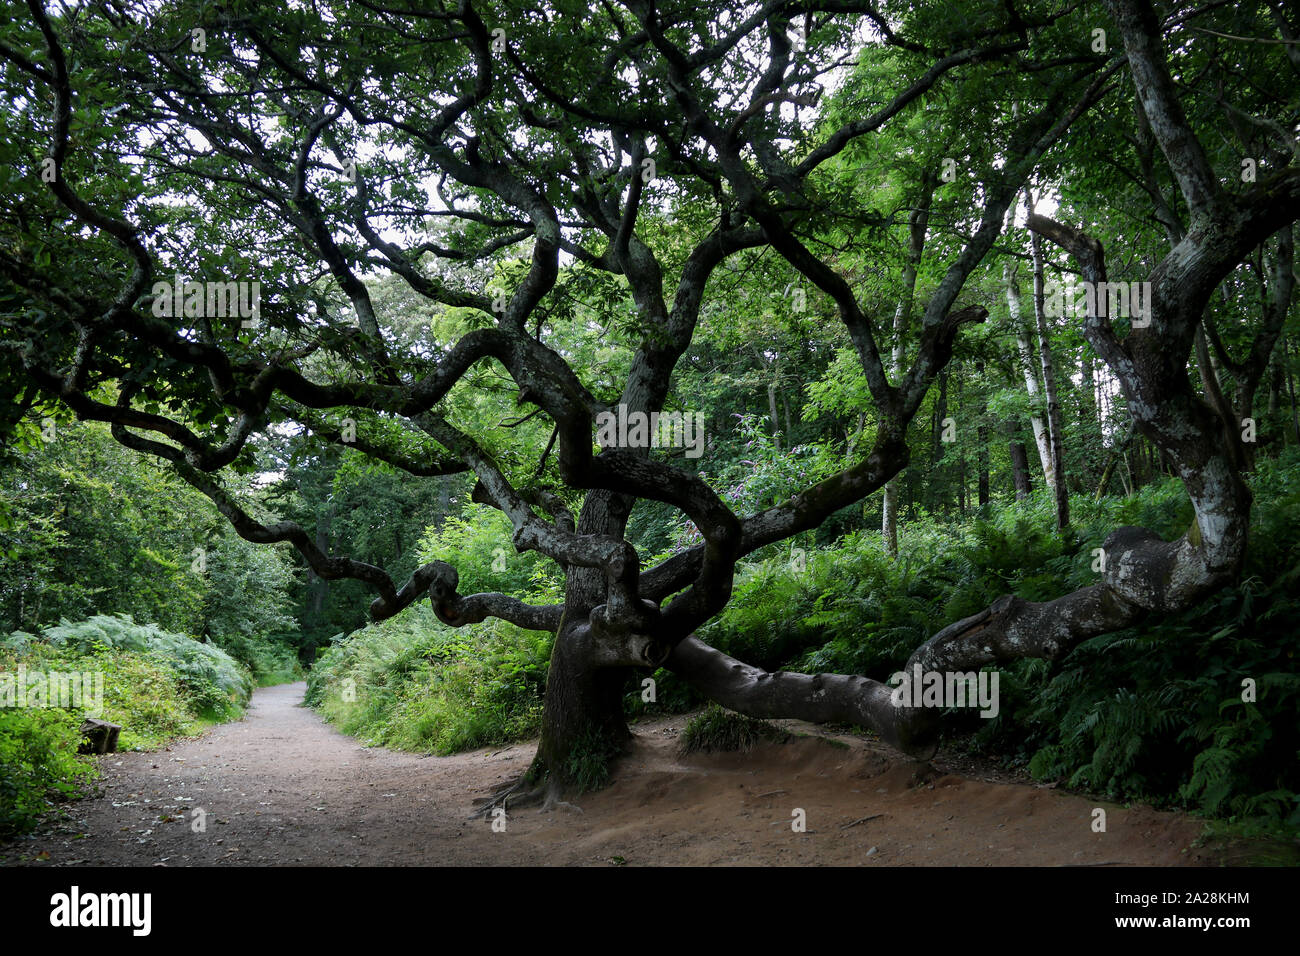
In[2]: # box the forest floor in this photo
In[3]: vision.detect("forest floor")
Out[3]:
[1,682,1225,866]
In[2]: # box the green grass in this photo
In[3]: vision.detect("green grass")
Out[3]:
[679,704,790,755]
[1193,819,1300,866]
[561,726,626,793]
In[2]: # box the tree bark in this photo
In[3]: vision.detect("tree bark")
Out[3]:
[1006,262,1055,493]
[881,478,900,556]
[932,371,949,466]
[530,480,639,790]
[933,370,950,516]
[882,177,933,557]
[1008,435,1032,501]
[976,360,989,507]
[308,500,336,627]
[1027,192,1070,529]
[532,616,634,790]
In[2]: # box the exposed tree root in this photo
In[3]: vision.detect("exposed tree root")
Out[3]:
[469,776,549,818]
[469,772,585,817]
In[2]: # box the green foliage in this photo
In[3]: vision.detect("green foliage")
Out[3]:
[712,414,838,518]
[4,614,252,735]
[198,532,301,656]
[701,522,962,679]
[622,664,699,719]
[0,420,302,669]
[260,438,461,660]
[0,707,95,839]
[291,499,568,749]
[0,421,206,634]
[21,614,252,720]
[416,504,563,602]
[83,649,198,750]
[306,604,551,755]
[679,704,789,756]
[988,461,1300,827]
[0,614,254,836]
[211,632,303,686]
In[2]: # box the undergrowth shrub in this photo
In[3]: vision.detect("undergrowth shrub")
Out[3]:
[307,603,551,755]
[1,615,253,837]
[0,707,95,839]
[975,463,1300,828]
[19,614,253,719]
[562,725,625,792]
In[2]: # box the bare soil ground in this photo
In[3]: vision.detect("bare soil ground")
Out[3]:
[1,682,1214,866]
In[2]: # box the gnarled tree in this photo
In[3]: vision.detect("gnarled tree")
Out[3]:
[2,0,1297,803]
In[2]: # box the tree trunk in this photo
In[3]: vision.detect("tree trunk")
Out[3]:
[1212,225,1294,463]
[532,616,632,789]
[1008,435,1032,501]
[882,177,933,557]
[1006,262,1056,496]
[1083,352,1098,435]
[1095,419,1135,500]
[933,370,950,516]
[957,452,967,516]
[1027,195,1070,529]
[1195,323,1247,469]
[767,381,782,453]
[932,371,948,465]
[529,487,638,794]
[976,360,989,507]
[846,410,866,459]
[308,500,335,626]
[881,481,899,556]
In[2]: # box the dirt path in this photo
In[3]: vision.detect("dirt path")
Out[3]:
[2,682,1212,866]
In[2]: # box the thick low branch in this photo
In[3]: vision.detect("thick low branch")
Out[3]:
[666,637,918,751]
[425,561,563,631]
[671,516,1242,760]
